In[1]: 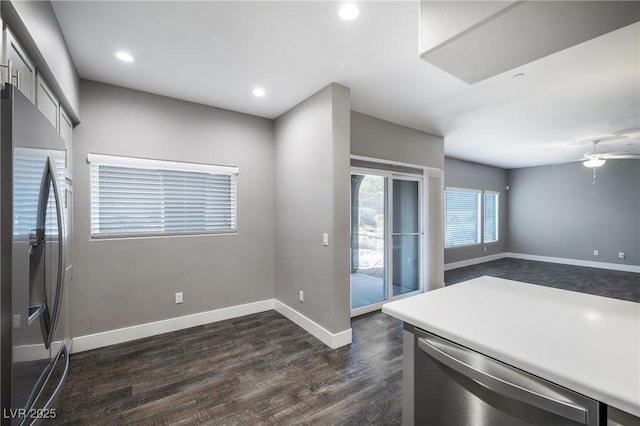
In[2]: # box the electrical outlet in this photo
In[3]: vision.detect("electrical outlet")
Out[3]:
[175,292,183,304]
[299,291,304,302]
[593,250,599,256]
[619,252,625,259]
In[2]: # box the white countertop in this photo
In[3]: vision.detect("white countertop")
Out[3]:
[382,276,640,417]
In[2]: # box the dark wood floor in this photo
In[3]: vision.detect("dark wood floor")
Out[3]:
[54,258,638,424]
[54,311,403,425]
[445,258,639,302]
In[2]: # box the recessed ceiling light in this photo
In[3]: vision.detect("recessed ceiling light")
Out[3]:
[252,87,266,98]
[512,72,525,79]
[115,51,135,63]
[339,3,359,21]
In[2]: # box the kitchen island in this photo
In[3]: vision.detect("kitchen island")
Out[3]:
[382,276,640,426]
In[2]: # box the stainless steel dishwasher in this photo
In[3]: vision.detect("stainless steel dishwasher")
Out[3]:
[414,328,602,425]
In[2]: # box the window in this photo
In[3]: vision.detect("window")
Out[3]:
[444,188,499,248]
[88,154,238,238]
[484,192,499,243]
[444,189,481,248]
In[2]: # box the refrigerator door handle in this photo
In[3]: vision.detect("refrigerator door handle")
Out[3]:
[31,157,66,349]
[417,336,589,424]
[34,160,52,347]
[22,345,70,425]
[40,345,70,413]
[46,156,66,349]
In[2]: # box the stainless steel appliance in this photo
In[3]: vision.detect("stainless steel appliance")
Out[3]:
[1,83,70,425]
[414,328,602,425]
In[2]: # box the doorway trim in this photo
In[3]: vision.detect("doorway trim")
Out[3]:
[350,155,444,317]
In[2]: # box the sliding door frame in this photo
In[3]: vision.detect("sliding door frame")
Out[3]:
[350,166,425,317]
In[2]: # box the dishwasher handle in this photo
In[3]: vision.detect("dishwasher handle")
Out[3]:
[418,335,589,424]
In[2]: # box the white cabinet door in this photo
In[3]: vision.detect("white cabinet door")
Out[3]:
[4,29,36,102]
[36,73,59,130]
[59,107,73,180]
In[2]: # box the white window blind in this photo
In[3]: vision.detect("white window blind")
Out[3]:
[14,149,66,236]
[484,192,499,243]
[88,154,238,238]
[444,189,481,248]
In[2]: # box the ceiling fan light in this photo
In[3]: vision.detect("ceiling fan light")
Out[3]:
[583,157,605,168]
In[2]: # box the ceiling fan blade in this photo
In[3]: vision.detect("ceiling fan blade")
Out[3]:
[613,127,640,137]
[600,153,640,160]
[570,135,628,147]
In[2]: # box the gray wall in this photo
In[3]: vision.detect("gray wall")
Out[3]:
[351,111,444,169]
[274,84,351,334]
[72,80,275,337]
[444,157,509,264]
[351,112,446,288]
[2,0,80,121]
[508,160,640,266]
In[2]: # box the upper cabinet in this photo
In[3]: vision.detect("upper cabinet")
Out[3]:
[37,72,74,179]
[3,0,81,118]
[59,106,73,180]
[36,73,59,130]
[4,28,36,102]
[3,25,74,180]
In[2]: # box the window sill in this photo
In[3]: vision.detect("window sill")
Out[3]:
[90,231,238,241]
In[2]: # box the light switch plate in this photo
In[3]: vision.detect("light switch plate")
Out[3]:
[322,233,329,246]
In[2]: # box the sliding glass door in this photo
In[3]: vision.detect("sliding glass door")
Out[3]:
[351,174,388,309]
[392,179,420,296]
[351,170,423,314]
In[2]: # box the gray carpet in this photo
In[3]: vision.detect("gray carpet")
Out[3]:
[444,258,639,303]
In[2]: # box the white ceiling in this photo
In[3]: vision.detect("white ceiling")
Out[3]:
[51,1,640,169]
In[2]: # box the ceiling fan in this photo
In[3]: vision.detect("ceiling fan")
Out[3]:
[579,138,640,183]
[581,139,640,169]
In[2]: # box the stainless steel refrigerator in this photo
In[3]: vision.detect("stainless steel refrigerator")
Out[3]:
[1,83,71,425]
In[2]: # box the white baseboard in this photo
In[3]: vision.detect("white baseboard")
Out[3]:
[505,252,640,273]
[72,298,353,354]
[71,299,275,353]
[444,253,507,271]
[274,300,352,349]
[351,301,386,317]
